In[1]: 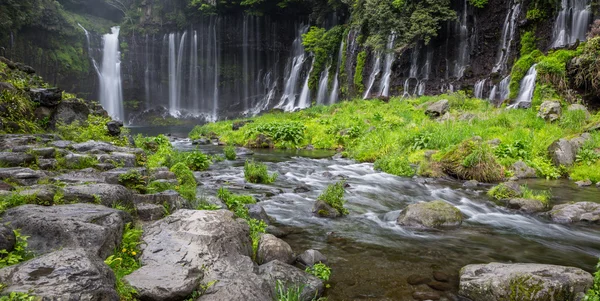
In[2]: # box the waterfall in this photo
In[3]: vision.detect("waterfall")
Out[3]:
[297,58,314,109]
[474,79,485,99]
[499,75,511,101]
[211,21,219,121]
[363,52,382,99]
[512,65,537,108]
[492,3,521,74]
[454,0,470,79]
[99,27,124,121]
[276,25,309,111]
[329,41,344,105]
[379,33,396,97]
[77,24,100,75]
[488,85,497,101]
[552,0,592,47]
[316,68,330,105]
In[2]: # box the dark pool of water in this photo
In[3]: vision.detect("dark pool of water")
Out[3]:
[171,140,600,301]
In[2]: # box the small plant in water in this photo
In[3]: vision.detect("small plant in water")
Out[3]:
[186,151,211,171]
[305,263,332,281]
[224,145,236,160]
[244,160,278,184]
[317,181,349,216]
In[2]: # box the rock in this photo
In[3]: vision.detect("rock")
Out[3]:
[0,82,15,93]
[294,185,311,193]
[538,101,562,122]
[0,152,35,167]
[428,281,453,291]
[0,248,119,300]
[97,152,137,167]
[257,234,294,264]
[491,181,523,199]
[506,198,546,213]
[235,147,254,156]
[246,204,271,223]
[18,184,58,205]
[0,224,16,252]
[407,274,432,285]
[14,62,35,74]
[413,291,441,300]
[135,203,165,221]
[459,262,593,301]
[101,167,147,184]
[258,260,324,301]
[129,210,271,301]
[250,134,273,148]
[425,99,449,118]
[312,200,341,218]
[151,168,177,180]
[548,138,575,167]
[28,88,62,107]
[53,169,106,184]
[576,179,593,187]
[31,147,56,158]
[433,271,450,282]
[124,264,203,301]
[133,190,190,211]
[63,184,134,207]
[296,249,328,267]
[463,180,479,188]
[232,120,254,131]
[192,138,210,145]
[106,120,122,136]
[50,99,90,127]
[1,204,132,258]
[397,200,463,229]
[0,181,14,191]
[549,202,600,224]
[0,167,45,186]
[71,141,117,153]
[512,161,537,179]
[34,106,54,124]
[568,103,590,119]
[569,133,592,153]
[265,225,290,237]
[50,140,74,149]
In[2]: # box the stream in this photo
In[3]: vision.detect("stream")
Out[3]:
[170,139,600,300]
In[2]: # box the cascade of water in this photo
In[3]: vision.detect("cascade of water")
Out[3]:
[454,0,470,79]
[378,33,396,97]
[297,58,314,109]
[211,21,219,121]
[99,27,124,121]
[492,3,521,74]
[276,25,309,111]
[512,65,537,108]
[552,0,592,47]
[488,85,497,101]
[77,24,100,75]
[499,75,511,101]
[168,34,178,116]
[243,15,250,110]
[316,68,330,105]
[144,34,151,109]
[189,31,199,112]
[363,52,382,99]
[329,41,344,105]
[474,79,486,99]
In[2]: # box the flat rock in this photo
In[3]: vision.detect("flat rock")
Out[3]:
[506,198,546,213]
[50,140,74,148]
[0,167,45,186]
[257,234,295,265]
[549,202,600,224]
[53,169,106,184]
[575,179,593,187]
[407,274,432,285]
[397,200,463,229]
[124,264,202,301]
[0,152,35,167]
[70,141,117,153]
[18,184,58,205]
[97,152,137,167]
[0,248,119,300]
[133,190,189,211]
[135,203,164,221]
[459,262,593,301]
[512,161,537,179]
[425,99,449,118]
[63,183,133,207]
[1,204,132,258]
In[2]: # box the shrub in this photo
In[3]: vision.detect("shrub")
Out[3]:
[441,139,505,182]
[170,162,197,201]
[318,181,349,216]
[244,160,278,184]
[224,145,236,160]
[521,186,551,205]
[469,0,488,8]
[0,193,41,213]
[250,122,305,148]
[105,224,142,300]
[118,169,147,193]
[0,230,33,268]
[186,151,211,171]
[305,263,332,281]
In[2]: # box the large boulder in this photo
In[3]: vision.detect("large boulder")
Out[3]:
[397,200,463,229]
[124,264,203,301]
[133,190,190,211]
[1,204,132,258]
[425,99,449,118]
[506,198,546,213]
[537,101,562,122]
[28,88,62,107]
[296,249,328,267]
[50,99,90,127]
[569,133,592,153]
[548,202,600,224]
[548,139,575,167]
[312,200,341,218]
[0,167,45,186]
[63,183,134,207]
[567,104,591,119]
[0,248,119,300]
[125,210,271,301]
[258,260,324,301]
[0,152,35,167]
[71,141,117,153]
[459,262,593,301]
[257,234,295,265]
[106,120,123,136]
[511,161,537,179]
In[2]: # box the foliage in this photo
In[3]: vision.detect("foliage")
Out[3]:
[56,153,98,170]
[487,183,521,200]
[441,139,505,182]
[105,224,142,300]
[374,154,415,177]
[570,160,600,183]
[576,148,600,166]
[224,145,237,160]
[469,0,488,8]
[526,8,546,21]
[509,48,542,99]
[495,140,530,161]
[0,193,41,214]
[185,151,211,171]
[170,163,197,201]
[305,263,331,281]
[318,181,349,216]
[118,169,147,193]
[0,90,41,134]
[573,37,600,96]
[585,258,600,301]
[0,230,33,268]
[56,115,130,147]
[275,280,304,301]
[521,186,551,205]
[560,109,589,130]
[354,51,367,93]
[250,122,306,149]
[244,160,278,184]
[302,26,345,90]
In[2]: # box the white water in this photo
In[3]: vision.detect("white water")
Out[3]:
[488,85,498,101]
[297,58,314,109]
[276,25,309,111]
[474,79,486,99]
[512,65,537,108]
[316,68,330,105]
[454,0,469,79]
[363,52,382,99]
[329,41,344,105]
[552,0,592,47]
[378,33,396,97]
[499,75,511,100]
[492,3,521,73]
[99,27,124,121]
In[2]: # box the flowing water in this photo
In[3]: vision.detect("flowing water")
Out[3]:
[552,0,592,48]
[511,65,537,108]
[363,52,382,99]
[492,2,521,74]
[99,27,124,121]
[316,68,330,105]
[378,34,396,97]
[474,79,485,99]
[169,140,600,300]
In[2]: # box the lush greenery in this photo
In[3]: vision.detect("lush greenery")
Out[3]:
[354,51,367,93]
[224,145,237,160]
[0,230,33,269]
[105,224,143,300]
[302,26,345,90]
[244,160,278,184]
[275,280,304,301]
[56,115,130,146]
[317,181,349,216]
[305,263,331,281]
[587,258,600,301]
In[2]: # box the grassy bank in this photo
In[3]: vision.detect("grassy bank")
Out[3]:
[190,93,600,183]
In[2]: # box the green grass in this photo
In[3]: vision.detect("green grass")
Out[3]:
[170,163,197,201]
[244,160,278,184]
[105,224,142,300]
[521,186,551,206]
[56,115,130,147]
[275,280,304,301]
[224,145,237,160]
[318,181,349,216]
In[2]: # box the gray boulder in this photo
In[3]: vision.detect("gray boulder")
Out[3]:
[576,180,593,187]
[297,249,328,267]
[31,147,56,158]
[53,169,106,184]
[397,200,463,229]
[0,224,15,252]
[102,167,147,185]
[569,133,592,153]
[512,161,537,179]
[133,190,190,211]
[18,184,58,205]
[97,152,137,167]
[71,141,117,153]
[135,203,165,221]
[459,262,592,301]
[124,264,203,301]
[151,168,177,180]
[63,183,134,207]
[106,120,122,136]
[50,140,74,149]
[257,234,294,265]
[549,202,600,224]
[312,200,341,218]
[50,99,90,126]
[506,198,546,213]
[259,260,324,301]
[1,204,132,258]
[0,152,35,167]
[538,101,562,122]
[548,139,575,167]
[246,204,271,224]
[0,167,45,186]
[0,248,119,300]
[568,104,591,119]
[28,88,62,107]
[425,99,450,118]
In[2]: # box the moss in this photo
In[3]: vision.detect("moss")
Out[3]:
[488,183,522,200]
[354,51,367,93]
[441,138,505,182]
[508,275,544,301]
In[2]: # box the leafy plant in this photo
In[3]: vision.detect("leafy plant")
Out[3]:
[244,160,278,184]
[224,145,236,160]
[0,291,36,301]
[250,122,305,148]
[305,263,332,281]
[186,151,211,171]
[494,140,530,160]
[576,148,600,166]
[118,169,147,193]
[0,230,33,268]
[104,224,142,300]
[317,181,349,216]
[468,0,488,8]
[170,162,197,201]
[521,186,551,205]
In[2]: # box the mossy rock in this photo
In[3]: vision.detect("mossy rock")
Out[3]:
[440,138,504,183]
[396,200,463,229]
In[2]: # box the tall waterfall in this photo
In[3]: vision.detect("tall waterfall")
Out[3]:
[379,33,396,97]
[363,52,382,99]
[329,41,344,105]
[276,25,309,111]
[512,65,537,108]
[454,0,470,79]
[552,0,592,47]
[492,2,521,74]
[403,45,429,98]
[316,68,330,105]
[474,79,485,99]
[99,27,124,121]
[297,58,314,109]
